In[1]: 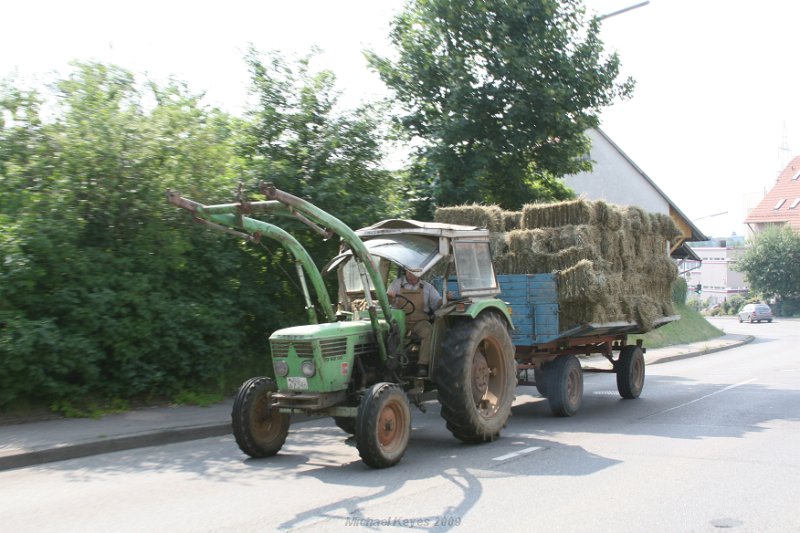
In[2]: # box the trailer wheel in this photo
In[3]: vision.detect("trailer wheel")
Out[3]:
[616,345,645,399]
[355,383,411,468]
[232,377,290,458]
[534,367,549,397]
[333,416,356,435]
[547,355,583,417]
[436,312,516,443]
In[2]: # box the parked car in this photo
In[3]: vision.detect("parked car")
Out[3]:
[738,303,773,323]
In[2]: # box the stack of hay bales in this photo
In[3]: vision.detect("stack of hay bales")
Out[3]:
[434,199,680,332]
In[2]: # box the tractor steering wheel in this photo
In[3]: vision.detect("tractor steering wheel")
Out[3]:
[392,294,416,315]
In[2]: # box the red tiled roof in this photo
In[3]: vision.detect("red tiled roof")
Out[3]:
[744,155,800,230]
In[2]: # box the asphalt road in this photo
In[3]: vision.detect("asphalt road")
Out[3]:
[1,318,798,532]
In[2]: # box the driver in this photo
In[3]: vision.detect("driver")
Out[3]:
[387,271,444,377]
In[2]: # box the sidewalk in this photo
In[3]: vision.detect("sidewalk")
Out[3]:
[0,333,753,472]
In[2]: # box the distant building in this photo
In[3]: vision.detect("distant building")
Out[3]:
[563,128,708,271]
[685,236,749,304]
[744,155,800,236]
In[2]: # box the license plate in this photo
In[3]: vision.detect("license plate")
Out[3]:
[286,377,308,390]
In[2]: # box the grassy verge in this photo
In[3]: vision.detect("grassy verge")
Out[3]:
[629,302,724,349]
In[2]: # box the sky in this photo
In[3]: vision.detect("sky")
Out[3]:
[3,0,799,238]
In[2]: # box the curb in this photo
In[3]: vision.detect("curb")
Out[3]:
[647,334,755,365]
[0,423,231,472]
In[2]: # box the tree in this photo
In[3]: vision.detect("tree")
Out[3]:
[737,226,800,307]
[368,0,633,210]
[242,49,400,232]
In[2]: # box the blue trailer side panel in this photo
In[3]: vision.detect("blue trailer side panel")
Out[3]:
[497,274,560,345]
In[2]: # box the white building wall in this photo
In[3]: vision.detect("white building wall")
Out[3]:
[686,247,748,304]
[563,129,670,214]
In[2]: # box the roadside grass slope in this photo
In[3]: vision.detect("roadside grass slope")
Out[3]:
[629,302,723,349]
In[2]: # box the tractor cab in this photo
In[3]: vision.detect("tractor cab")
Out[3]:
[326,219,503,316]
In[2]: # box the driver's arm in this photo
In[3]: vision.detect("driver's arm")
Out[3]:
[387,278,400,301]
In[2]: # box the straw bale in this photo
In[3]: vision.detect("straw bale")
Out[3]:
[447,198,678,332]
[506,229,550,254]
[559,303,612,332]
[434,204,505,232]
[650,212,681,241]
[502,211,523,231]
[557,260,604,302]
[522,199,595,229]
[489,232,508,258]
[592,200,623,231]
[622,205,651,234]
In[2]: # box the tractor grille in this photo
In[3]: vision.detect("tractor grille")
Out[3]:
[319,338,348,359]
[353,341,377,357]
[271,340,315,358]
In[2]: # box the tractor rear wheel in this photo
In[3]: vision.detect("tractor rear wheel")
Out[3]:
[616,345,645,399]
[436,312,516,443]
[355,383,411,468]
[546,355,583,417]
[232,377,289,458]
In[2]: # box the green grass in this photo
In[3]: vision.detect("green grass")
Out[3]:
[629,302,724,349]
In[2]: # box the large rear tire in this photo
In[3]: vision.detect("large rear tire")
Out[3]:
[436,312,516,443]
[547,355,583,417]
[232,377,289,458]
[355,383,411,468]
[616,345,645,399]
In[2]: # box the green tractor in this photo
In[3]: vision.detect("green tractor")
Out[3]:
[169,184,516,468]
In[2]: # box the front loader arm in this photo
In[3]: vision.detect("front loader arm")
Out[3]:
[167,191,336,323]
[260,183,397,366]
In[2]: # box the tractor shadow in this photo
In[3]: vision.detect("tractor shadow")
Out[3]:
[255,409,621,532]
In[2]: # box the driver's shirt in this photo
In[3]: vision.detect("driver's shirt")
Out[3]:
[387,277,442,314]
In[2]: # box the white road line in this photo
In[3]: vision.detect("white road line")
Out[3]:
[492,446,543,461]
[642,378,758,419]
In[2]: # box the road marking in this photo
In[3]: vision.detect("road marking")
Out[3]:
[492,446,542,461]
[592,390,619,396]
[642,378,757,419]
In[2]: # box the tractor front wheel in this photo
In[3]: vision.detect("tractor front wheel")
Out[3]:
[232,377,290,458]
[355,383,411,468]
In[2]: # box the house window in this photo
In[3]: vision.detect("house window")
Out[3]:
[774,198,787,210]
[790,198,800,210]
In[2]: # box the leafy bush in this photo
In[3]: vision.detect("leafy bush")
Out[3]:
[672,278,688,305]
[775,298,800,317]
[0,59,399,411]
[726,294,746,315]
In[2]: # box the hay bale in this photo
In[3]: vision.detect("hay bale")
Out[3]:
[434,205,504,232]
[593,200,623,231]
[622,205,652,234]
[650,212,681,241]
[502,211,523,231]
[557,260,604,302]
[489,232,508,258]
[448,198,678,332]
[522,199,595,229]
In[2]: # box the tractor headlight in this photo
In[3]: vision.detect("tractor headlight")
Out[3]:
[274,360,289,377]
[301,360,316,377]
